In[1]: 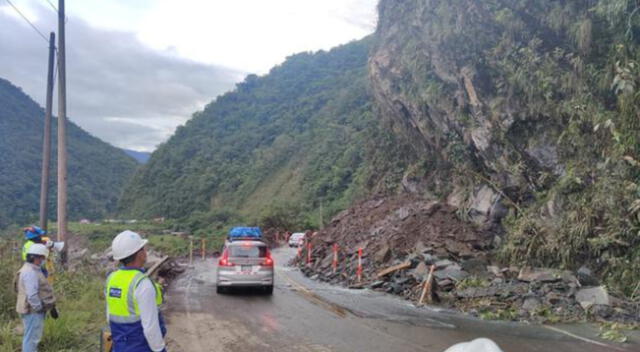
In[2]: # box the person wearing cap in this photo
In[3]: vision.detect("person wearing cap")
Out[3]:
[14,244,57,352]
[106,231,166,352]
[22,226,52,261]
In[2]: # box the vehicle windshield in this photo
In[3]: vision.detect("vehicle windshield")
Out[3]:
[229,245,267,258]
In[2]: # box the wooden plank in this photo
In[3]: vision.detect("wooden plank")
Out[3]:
[418,265,436,306]
[376,261,411,278]
[147,256,170,278]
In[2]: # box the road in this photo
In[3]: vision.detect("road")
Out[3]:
[163,248,636,352]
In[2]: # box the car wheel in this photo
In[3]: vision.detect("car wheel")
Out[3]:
[263,285,273,295]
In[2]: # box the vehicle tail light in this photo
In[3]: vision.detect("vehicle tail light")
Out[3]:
[262,249,274,267]
[218,249,233,266]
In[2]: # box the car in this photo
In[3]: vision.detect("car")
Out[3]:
[288,232,306,247]
[216,240,274,294]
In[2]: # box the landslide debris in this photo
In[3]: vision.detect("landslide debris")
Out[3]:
[64,232,186,285]
[295,196,639,324]
[370,0,640,297]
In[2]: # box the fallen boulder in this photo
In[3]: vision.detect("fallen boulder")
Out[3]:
[517,267,561,283]
[576,286,610,310]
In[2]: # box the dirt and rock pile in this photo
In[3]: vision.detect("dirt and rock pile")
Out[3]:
[64,234,186,285]
[295,196,639,324]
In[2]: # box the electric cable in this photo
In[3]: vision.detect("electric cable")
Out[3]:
[4,0,49,43]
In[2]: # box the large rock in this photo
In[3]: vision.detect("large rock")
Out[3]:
[468,186,504,224]
[576,286,610,310]
[435,259,454,269]
[435,265,469,282]
[411,262,429,280]
[577,266,599,286]
[461,258,488,275]
[522,297,542,312]
[517,267,561,283]
[374,244,391,263]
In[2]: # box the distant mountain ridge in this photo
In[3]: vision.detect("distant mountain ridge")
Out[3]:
[123,149,151,164]
[0,77,138,228]
[119,38,411,224]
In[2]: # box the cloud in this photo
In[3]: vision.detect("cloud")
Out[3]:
[0,2,243,151]
[134,0,378,73]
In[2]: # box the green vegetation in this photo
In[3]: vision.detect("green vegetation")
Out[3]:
[0,78,139,229]
[120,38,413,232]
[478,306,519,321]
[598,322,638,343]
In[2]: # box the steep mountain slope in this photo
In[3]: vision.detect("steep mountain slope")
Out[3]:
[370,0,640,294]
[120,38,412,225]
[0,78,138,228]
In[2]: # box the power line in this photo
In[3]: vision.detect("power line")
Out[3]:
[43,0,68,23]
[44,0,57,12]
[4,0,49,43]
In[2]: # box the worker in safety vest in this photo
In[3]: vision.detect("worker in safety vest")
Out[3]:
[22,226,53,277]
[22,226,52,260]
[106,231,166,352]
[15,244,57,352]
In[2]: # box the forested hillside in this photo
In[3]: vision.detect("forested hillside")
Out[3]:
[0,78,138,228]
[370,0,640,294]
[119,38,412,227]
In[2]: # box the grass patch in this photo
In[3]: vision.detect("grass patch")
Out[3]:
[598,322,639,343]
[478,307,519,321]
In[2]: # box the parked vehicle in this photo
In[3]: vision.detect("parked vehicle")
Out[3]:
[216,240,274,294]
[288,232,306,247]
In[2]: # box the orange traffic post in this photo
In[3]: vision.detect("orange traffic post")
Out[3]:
[357,247,363,283]
[332,243,338,274]
[306,242,312,266]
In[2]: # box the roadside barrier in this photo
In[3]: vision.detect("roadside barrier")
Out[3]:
[332,243,338,274]
[418,265,436,305]
[357,247,363,283]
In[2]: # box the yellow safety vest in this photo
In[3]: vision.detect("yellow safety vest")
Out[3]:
[106,269,163,324]
[22,241,34,261]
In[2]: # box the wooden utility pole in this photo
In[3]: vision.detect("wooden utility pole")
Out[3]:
[57,0,68,262]
[39,32,55,232]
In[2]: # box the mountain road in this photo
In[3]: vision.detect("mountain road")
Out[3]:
[163,248,636,352]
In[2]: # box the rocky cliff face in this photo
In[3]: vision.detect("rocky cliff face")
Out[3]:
[370,1,573,219]
[370,0,640,294]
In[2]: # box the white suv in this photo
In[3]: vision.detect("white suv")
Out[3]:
[288,232,306,247]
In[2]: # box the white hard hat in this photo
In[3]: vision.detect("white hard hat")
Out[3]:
[112,230,148,260]
[27,243,49,258]
[443,338,503,352]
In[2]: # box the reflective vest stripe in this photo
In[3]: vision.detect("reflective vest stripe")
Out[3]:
[129,272,145,316]
[108,314,141,324]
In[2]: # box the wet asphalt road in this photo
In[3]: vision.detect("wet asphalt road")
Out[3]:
[163,247,635,352]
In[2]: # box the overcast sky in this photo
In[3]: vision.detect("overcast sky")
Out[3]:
[0,0,377,151]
